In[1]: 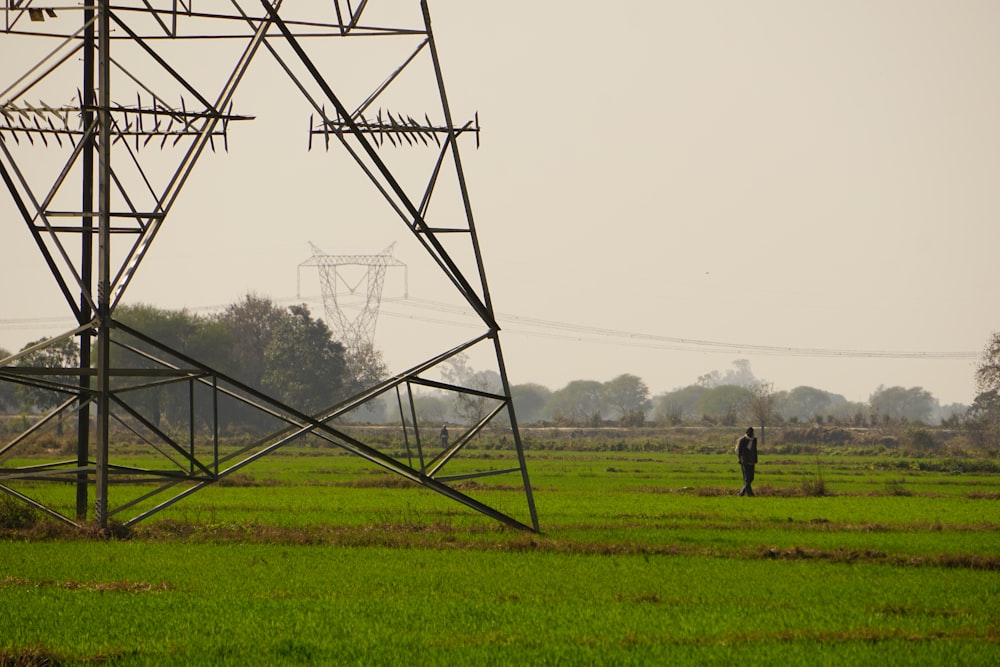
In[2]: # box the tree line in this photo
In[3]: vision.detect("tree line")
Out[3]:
[0,295,385,433]
[502,342,1000,452]
[506,364,966,429]
[411,363,965,432]
[2,300,996,452]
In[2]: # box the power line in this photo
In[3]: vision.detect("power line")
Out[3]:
[381,297,979,360]
[0,296,980,361]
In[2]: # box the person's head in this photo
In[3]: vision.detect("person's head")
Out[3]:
[746,427,754,437]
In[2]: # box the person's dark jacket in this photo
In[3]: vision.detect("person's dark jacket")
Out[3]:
[737,435,758,465]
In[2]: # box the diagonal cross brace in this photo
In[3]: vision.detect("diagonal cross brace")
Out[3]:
[260,0,498,332]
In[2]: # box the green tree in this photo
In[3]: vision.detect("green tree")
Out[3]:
[262,304,348,413]
[964,390,1000,451]
[966,331,1000,449]
[456,369,502,427]
[440,355,502,427]
[546,380,603,425]
[115,303,227,429]
[652,385,707,424]
[408,392,450,427]
[695,385,750,425]
[337,341,390,422]
[975,331,1000,394]
[511,383,551,425]
[778,386,843,422]
[216,294,283,390]
[216,295,298,431]
[601,374,651,425]
[832,400,870,427]
[342,341,388,398]
[869,385,936,424]
[0,345,18,412]
[9,297,355,435]
[938,403,967,427]
[13,337,79,414]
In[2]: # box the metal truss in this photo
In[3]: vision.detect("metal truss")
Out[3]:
[0,1,538,532]
[298,242,407,358]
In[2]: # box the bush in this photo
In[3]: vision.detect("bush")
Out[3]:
[902,426,938,453]
[0,494,39,530]
[885,479,912,496]
[799,476,828,497]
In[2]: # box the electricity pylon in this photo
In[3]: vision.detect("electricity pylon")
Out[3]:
[0,2,538,532]
[298,242,406,357]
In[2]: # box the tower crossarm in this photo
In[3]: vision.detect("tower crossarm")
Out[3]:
[310,108,479,150]
[0,97,253,150]
[302,254,407,268]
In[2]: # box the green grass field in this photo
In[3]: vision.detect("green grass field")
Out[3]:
[2,445,998,665]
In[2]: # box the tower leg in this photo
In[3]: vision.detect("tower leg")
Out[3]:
[94,0,112,529]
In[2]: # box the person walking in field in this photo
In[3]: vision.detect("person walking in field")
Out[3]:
[736,427,758,497]
[440,423,449,449]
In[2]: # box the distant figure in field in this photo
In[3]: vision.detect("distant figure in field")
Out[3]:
[440,423,449,448]
[736,426,758,497]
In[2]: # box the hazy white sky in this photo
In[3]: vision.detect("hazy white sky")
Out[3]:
[2,1,998,406]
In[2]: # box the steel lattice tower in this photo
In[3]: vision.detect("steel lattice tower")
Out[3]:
[298,242,406,357]
[0,2,538,532]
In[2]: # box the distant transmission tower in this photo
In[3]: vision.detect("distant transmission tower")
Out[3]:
[298,243,407,356]
[0,2,538,532]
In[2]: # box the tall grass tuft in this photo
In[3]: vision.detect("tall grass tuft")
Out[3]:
[885,478,913,496]
[799,458,828,496]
